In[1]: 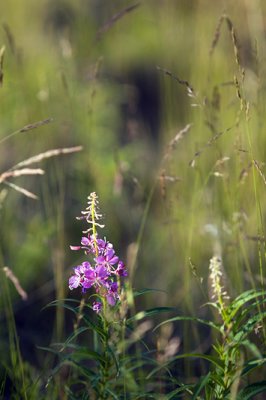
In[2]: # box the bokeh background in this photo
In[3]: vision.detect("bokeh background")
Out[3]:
[0,0,266,371]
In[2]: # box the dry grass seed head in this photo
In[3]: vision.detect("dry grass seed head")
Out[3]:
[209,14,225,57]
[3,266,28,300]
[96,3,140,40]
[0,146,82,199]
[253,159,266,187]
[208,256,230,311]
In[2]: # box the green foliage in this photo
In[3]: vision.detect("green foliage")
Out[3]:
[150,288,266,399]
[37,285,265,399]
[41,297,156,399]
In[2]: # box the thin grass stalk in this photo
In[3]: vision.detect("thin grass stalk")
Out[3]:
[0,266,28,399]
[244,109,266,342]
[0,118,53,145]
[124,125,192,390]
[54,165,66,342]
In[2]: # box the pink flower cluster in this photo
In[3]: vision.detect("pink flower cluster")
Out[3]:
[69,234,127,313]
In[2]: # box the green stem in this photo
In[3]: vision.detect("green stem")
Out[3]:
[91,195,99,256]
[98,301,111,400]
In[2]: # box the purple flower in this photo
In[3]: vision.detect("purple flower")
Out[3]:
[69,262,91,290]
[81,234,98,254]
[82,267,96,289]
[68,194,127,312]
[97,238,113,254]
[80,261,91,271]
[69,274,81,290]
[115,260,128,277]
[81,236,91,246]
[106,282,119,306]
[71,234,99,255]
[92,301,102,313]
[83,265,109,290]
[95,248,119,273]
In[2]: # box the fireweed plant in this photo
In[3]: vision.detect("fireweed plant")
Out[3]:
[48,193,171,399]
[45,193,175,399]
[68,192,127,313]
[64,192,129,398]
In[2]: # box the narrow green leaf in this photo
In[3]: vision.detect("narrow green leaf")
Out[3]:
[82,315,106,338]
[70,360,97,378]
[192,373,211,399]
[233,311,266,342]
[130,394,157,399]
[146,353,223,379]
[37,345,60,355]
[233,297,266,330]
[227,290,266,320]
[62,326,91,350]
[42,298,81,311]
[240,340,263,359]
[241,357,266,377]
[64,348,105,363]
[133,288,167,297]
[236,381,266,399]
[105,387,121,399]
[164,384,193,399]
[127,307,175,323]
[153,316,221,333]
[110,347,121,377]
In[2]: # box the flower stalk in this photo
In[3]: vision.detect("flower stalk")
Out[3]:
[69,192,127,311]
[209,256,230,324]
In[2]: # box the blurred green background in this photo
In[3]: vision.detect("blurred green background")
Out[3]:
[0,0,266,366]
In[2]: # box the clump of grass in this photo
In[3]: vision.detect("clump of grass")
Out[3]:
[149,255,266,399]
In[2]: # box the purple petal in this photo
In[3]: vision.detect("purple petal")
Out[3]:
[118,261,125,269]
[97,238,106,249]
[69,275,80,290]
[110,255,119,265]
[81,237,90,246]
[105,241,113,250]
[74,265,82,275]
[70,245,81,251]
[110,281,118,293]
[82,278,94,289]
[116,261,127,276]
[95,255,105,264]
[106,249,115,259]
[84,268,96,280]
[81,261,91,271]
[92,301,102,313]
[106,293,116,306]
[96,265,108,278]
[118,269,128,277]
[106,249,119,265]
